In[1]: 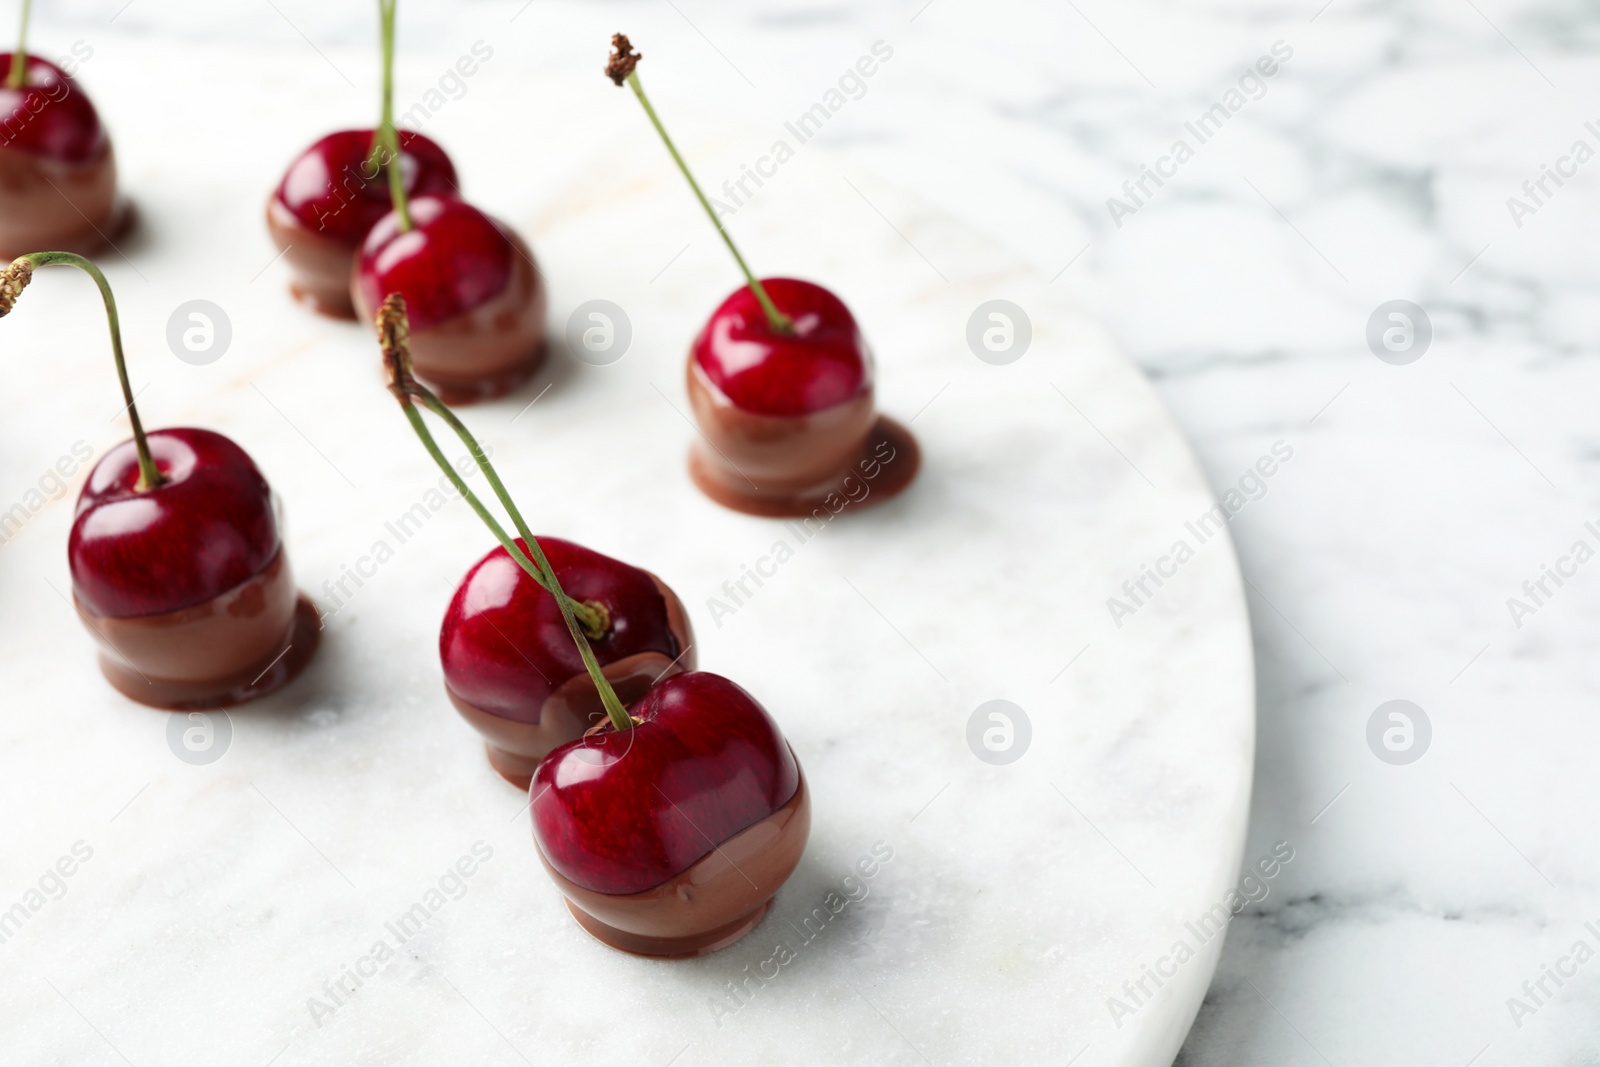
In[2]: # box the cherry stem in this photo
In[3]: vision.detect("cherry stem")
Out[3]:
[6,0,30,90]
[372,0,411,231]
[375,295,633,732]
[0,252,162,491]
[7,0,29,89]
[609,37,792,334]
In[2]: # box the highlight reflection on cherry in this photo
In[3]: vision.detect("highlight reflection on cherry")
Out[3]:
[685,277,919,516]
[267,128,458,318]
[606,34,919,517]
[0,50,131,259]
[443,536,694,789]
[0,252,319,709]
[72,428,279,619]
[374,293,807,957]
[352,195,546,404]
[531,670,810,958]
[692,277,870,416]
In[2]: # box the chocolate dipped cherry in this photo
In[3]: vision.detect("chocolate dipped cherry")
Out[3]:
[353,194,545,404]
[267,129,456,318]
[532,671,808,957]
[0,7,132,259]
[0,253,319,709]
[374,296,686,782]
[377,295,806,955]
[687,277,919,516]
[607,35,918,517]
[266,0,458,318]
[444,537,695,789]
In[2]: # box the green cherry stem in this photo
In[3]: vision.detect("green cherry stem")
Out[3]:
[409,389,557,584]
[606,33,792,334]
[375,295,632,732]
[0,252,163,490]
[372,0,412,231]
[7,0,31,90]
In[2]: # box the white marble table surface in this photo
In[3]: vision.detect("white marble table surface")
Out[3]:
[4,0,1597,1065]
[0,4,1261,1066]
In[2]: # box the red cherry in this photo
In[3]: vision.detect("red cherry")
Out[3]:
[0,54,105,163]
[271,129,457,247]
[531,671,801,895]
[70,428,280,618]
[442,537,682,723]
[354,196,517,330]
[691,278,872,417]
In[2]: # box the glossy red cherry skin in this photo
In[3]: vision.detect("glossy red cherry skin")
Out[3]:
[0,54,105,163]
[691,278,872,417]
[70,428,279,619]
[442,537,683,723]
[354,196,515,330]
[271,129,457,247]
[531,671,801,895]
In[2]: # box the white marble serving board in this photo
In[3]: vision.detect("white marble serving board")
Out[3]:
[0,34,1252,1067]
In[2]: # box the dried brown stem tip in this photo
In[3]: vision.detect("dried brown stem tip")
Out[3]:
[0,259,35,317]
[605,33,641,86]
[376,293,416,398]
